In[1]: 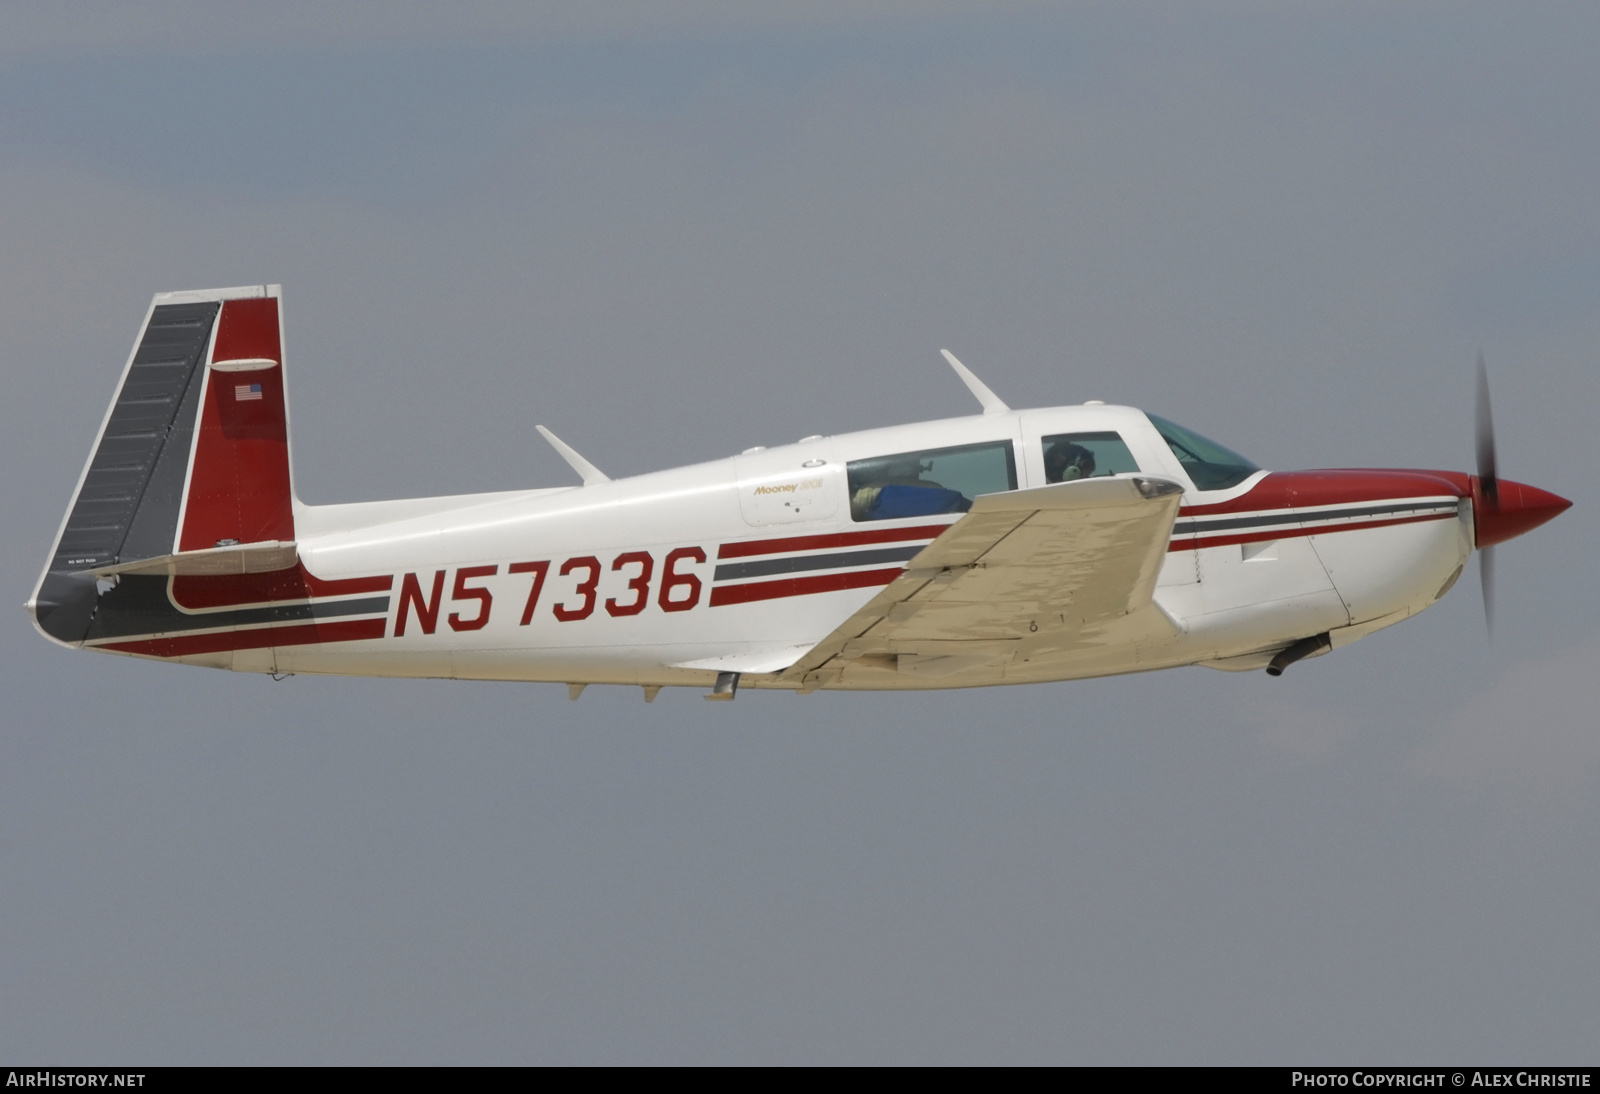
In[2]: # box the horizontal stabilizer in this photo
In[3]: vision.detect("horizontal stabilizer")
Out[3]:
[90,540,298,578]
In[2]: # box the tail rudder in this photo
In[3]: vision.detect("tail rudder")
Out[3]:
[30,285,298,646]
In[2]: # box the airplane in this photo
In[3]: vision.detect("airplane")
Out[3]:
[27,285,1572,701]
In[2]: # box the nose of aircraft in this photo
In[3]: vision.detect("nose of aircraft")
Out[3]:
[1471,477,1573,548]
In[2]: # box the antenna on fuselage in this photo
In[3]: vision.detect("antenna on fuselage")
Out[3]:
[940,349,1009,415]
[535,425,611,486]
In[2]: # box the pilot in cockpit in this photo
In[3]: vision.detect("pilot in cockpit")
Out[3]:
[1044,440,1096,483]
[849,454,970,520]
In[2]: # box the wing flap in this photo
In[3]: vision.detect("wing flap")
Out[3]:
[781,476,1184,683]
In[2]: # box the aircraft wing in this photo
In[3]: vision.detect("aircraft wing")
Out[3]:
[780,476,1185,684]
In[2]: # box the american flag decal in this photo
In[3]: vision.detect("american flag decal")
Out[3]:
[235,383,263,401]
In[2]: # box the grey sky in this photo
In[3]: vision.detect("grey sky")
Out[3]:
[1,3,1595,1063]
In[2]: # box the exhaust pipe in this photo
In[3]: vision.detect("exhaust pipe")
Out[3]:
[1266,633,1331,677]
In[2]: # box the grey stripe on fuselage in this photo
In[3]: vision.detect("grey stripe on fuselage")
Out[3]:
[714,545,925,582]
[1173,500,1458,537]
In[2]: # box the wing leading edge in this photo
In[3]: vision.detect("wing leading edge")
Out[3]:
[780,476,1186,687]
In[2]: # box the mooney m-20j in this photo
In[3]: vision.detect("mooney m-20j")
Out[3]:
[29,286,1571,700]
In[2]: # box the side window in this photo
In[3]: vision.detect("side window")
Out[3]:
[1042,432,1140,483]
[848,441,1017,522]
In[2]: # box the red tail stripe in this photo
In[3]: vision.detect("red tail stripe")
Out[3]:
[718,523,953,560]
[171,565,393,610]
[708,567,901,606]
[100,617,386,658]
[303,571,394,597]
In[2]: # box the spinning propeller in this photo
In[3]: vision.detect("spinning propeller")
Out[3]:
[1470,355,1572,640]
[1475,354,1497,636]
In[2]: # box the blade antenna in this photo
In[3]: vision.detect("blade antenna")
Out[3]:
[536,425,611,486]
[940,349,1010,415]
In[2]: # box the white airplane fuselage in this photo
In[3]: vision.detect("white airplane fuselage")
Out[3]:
[30,287,1568,695]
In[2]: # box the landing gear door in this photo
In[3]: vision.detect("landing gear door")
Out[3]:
[735,443,842,527]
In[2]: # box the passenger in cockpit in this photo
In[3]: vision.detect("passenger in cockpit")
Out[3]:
[1044,440,1096,483]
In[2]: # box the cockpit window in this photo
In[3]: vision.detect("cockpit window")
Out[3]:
[1042,432,1140,483]
[847,441,1016,522]
[1146,414,1260,491]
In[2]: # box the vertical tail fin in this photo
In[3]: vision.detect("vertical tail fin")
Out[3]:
[177,290,295,551]
[30,285,298,646]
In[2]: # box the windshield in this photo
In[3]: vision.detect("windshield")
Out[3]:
[1146,413,1260,491]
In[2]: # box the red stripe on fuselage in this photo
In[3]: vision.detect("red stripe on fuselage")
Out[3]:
[99,617,387,658]
[1179,469,1470,517]
[718,523,954,560]
[708,567,902,606]
[1168,511,1457,552]
[171,564,393,610]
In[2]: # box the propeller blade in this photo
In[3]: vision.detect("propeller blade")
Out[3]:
[1475,352,1498,508]
[1474,355,1499,641]
[1479,543,1495,642]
